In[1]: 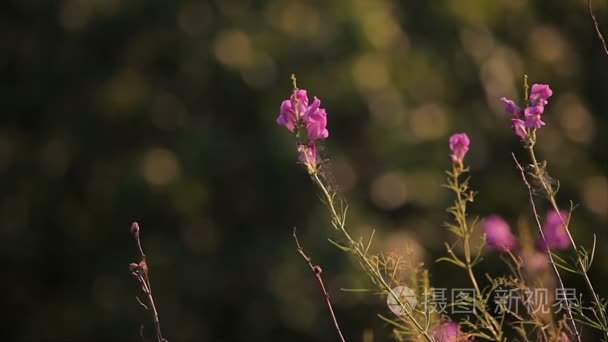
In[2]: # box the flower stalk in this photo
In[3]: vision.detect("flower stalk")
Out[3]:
[308,163,435,341]
[278,76,435,341]
[444,161,503,341]
[502,78,605,339]
[526,143,608,338]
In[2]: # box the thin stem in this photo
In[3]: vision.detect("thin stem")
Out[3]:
[450,165,502,340]
[588,0,608,56]
[310,171,434,342]
[524,74,530,102]
[512,153,582,342]
[130,222,167,342]
[293,227,346,342]
[525,146,608,337]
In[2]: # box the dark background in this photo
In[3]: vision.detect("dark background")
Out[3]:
[1,0,607,341]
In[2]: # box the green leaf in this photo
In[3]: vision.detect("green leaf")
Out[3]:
[328,238,352,252]
[436,257,466,268]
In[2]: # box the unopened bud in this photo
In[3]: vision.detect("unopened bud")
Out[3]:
[131,222,140,236]
[313,265,322,275]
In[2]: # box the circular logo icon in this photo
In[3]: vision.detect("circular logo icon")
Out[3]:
[386,286,417,315]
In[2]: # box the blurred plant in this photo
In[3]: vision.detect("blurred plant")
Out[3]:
[493,217,572,341]
[504,77,608,339]
[432,321,461,342]
[482,215,518,252]
[129,222,167,342]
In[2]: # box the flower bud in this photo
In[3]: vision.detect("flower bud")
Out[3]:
[131,222,140,237]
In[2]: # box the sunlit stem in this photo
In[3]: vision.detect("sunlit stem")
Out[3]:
[524,74,530,102]
[305,154,434,341]
[450,164,502,340]
[291,74,298,91]
[526,143,608,337]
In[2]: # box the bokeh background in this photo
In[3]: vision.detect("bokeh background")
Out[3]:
[1,0,607,340]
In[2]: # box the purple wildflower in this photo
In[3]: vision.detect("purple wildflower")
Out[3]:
[500,83,553,138]
[536,210,571,251]
[277,89,309,132]
[511,118,527,139]
[524,105,546,129]
[303,97,329,141]
[449,133,470,164]
[502,96,529,139]
[529,84,553,106]
[432,322,460,342]
[482,215,518,252]
[297,143,317,166]
[278,100,296,131]
[277,89,330,143]
[501,97,522,116]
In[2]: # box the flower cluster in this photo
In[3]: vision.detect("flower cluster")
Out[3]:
[500,84,553,139]
[277,89,329,167]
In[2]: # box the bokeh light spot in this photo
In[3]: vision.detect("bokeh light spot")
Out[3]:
[409,104,447,141]
[529,26,565,63]
[583,176,608,218]
[556,93,595,144]
[353,54,390,91]
[213,30,254,69]
[370,171,408,210]
[142,148,180,186]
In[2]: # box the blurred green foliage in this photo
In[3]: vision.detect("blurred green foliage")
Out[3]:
[1,0,607,340]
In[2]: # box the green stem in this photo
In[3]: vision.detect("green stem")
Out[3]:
[311,171,435,342]
[526,145,608,337]
[451,165,503,341]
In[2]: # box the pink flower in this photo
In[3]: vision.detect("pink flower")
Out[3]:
[536,210,571,251]
[529,84,552,106]
[277,90,330,142]
[302,97,329,141]
[278,100,297,131]
[276,89,309,132]
[500,83,552,137]
[501,97,522,116]
[482,215,518,252]
[432,322,460,342]
[297,143,317,165]
[449,133,470,164]
[511,118,527,139]
[524,105,546,129]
